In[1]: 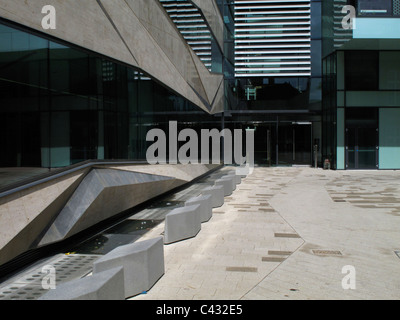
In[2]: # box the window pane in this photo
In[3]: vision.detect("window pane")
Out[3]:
[345,51,379,90]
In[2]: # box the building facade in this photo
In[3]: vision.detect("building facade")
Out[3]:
[0,0,225,168]
[1,0,398,170]
[322,0,400,170]
[222,0,323,167]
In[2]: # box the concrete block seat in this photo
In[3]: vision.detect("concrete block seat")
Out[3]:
[185,194,213,223]
[235,165,251,178]
[39,267,125,300]
[164,204,202,245]
[215,175,236,196]
[221,169,243,184]
[225,174,239,188]
[93,237,165,299]
[233,173,242,185]
[201,185,224,208]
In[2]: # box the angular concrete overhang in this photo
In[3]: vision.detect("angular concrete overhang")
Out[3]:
[0,163,221,268]
[0,0,224,114]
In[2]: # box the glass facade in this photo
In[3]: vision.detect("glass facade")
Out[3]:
[322,52,338,169]
[0,20,221,168]
[322,0,400,170]
[345,51,379,90]
[216,0,322,167]
[322,49,400,169]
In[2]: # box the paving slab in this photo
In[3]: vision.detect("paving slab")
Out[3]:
[131,167,400,300]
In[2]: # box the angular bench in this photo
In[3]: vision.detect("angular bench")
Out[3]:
[201,185,224,208]
[164,204,202,245]
[215,175,236,196]
[185,194,213,223]
[92,237,165,299]
[225,174,239,189]
[235,165,251,178]
[39,267,125,300]
[234,174,242,185]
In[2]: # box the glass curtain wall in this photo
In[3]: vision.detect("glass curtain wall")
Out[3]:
[322,52,337,169]
[0,20,218,168]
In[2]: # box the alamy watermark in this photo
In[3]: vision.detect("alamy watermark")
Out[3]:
[41,5,56,30]
[40,4,356,32]
[146,121,255,175]
[342,265,356,290]
[41,265,56,290]
[342,5,357,30]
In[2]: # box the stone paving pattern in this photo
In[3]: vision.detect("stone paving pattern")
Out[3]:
[132,167,400,300]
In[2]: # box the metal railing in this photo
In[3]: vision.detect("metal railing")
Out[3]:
[0,160,148,199]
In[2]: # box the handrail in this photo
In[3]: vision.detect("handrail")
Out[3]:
[0,160,148,199]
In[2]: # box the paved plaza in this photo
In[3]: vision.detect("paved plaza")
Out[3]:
[132,167,400,300]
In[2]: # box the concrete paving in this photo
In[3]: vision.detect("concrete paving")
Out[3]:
[131,167,400,300]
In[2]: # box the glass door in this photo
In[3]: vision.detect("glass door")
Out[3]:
[278,123,312,166]
[345,108,379,170]
[346,127,378,169]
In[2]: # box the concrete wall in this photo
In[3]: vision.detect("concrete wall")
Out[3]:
[0,168,89,266]
[0,0,224,114]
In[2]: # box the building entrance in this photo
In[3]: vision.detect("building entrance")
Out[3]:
[253,122,313,167]
[345,108,379,170]
[278,123,312,166]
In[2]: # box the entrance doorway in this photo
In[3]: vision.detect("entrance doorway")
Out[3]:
[253,121,313,167]
[345,108,379,170]
[278,122,312,166]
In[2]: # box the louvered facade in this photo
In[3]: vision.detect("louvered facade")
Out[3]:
[234,0,312,77]
[160,0,216,71]
[332,0,353,50]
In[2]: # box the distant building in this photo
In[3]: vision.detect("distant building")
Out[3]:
[224,0,323,167]
[322,0,400,169]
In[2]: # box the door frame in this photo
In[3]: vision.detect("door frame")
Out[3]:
[345,126,379,170]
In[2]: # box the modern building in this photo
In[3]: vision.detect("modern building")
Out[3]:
[0,0,399,286]
[0,0,228,271]
[0,0,327,171]
[222,0,323,167]
[0,0,225,169]
[322,0,400,170]
[1,0,399,172]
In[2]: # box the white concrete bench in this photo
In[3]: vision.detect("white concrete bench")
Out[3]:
[185,194,213,223]
[164,204,202,245]
[201,185,224,208]
[215,175,236,196]
[224,174,239,189]
[235,165,250,177]
[39,267,125,300]
[92,237,165,299]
